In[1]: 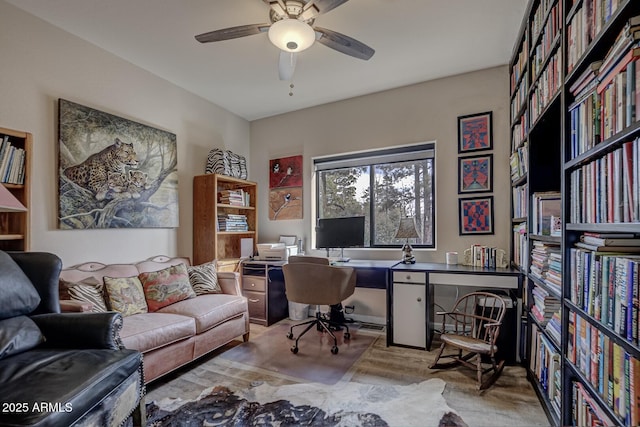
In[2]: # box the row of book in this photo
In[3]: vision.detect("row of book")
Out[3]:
[568,17,640,158]
[530,322,561,419]
[217,213,248,232]
[509,143,528,182]
[218,189,250,207]
[530,241,562,295]
[567,0,628,74]
[0,135,26,185]
[530,51,562,124]
[530,1,561,82]
[569,137,639,223]
[510,41,527,95]
[569,235,640,346]
[511,114,528,152]
[512,222,528,270]
[572,381,614,427]
[511,183,527,218]
[531,191,561,236]
[567,310,640,425]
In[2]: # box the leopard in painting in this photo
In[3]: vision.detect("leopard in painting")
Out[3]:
[126,170,149,199]
[106,171,129,194]
[64,138,139,201]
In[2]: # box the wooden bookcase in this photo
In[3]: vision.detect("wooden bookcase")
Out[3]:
[192,173,257,272]
[0,126,31,252]
[511,0,640,425]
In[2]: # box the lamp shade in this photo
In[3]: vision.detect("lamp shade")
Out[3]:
[395,217,419,239]
[0,184,26,212]
[268,19,316,53]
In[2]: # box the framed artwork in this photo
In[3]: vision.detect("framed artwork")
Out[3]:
[459,196,494,235]
[458,111,492,153]
[458,154,493,194]
[269,155,303,188]
[269,187,303,220]
[58,99,179,229]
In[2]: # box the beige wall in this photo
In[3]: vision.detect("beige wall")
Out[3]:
[250,66,511,263]
[0,1,250,266]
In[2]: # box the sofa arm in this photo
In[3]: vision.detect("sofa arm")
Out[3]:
[218,271,242,296]
[31,312,124,350]
[60,299,94,312]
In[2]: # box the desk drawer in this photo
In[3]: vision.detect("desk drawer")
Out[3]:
[392,271,426,284]
[429,273,518,289]
[244,290,266,320]
[242,276,266,293]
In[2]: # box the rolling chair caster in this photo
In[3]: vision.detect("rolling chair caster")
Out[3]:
[291,346,299,354]
[286,332,294,340]
[344,332,351,340]
[331,346,339,354]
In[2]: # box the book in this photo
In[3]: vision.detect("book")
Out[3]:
[581,235,640,246]
[575,242,640,253]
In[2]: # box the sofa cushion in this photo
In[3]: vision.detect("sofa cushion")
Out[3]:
[0,251,41,320]
[104,276,148,316]
[119,312,195,353]
[60,277,108,313]
[0,316,44,360]
[158,294,247,334]
[0,348,141,427]
[187,261,222,295]
[139,264,195,312]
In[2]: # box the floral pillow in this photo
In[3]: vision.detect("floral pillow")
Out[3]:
[103,276,148,316]
[139,263,195,312]
[187,261,221,295]
[59,277,108,313]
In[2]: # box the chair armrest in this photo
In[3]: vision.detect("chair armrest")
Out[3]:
[217,271,242,296]
[59,299,94,312]
[8,251,63,314]
[31,312,124,350]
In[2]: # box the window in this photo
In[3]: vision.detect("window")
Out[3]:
[314,142,435,248]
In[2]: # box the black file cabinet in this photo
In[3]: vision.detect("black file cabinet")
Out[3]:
[241,261,288,326]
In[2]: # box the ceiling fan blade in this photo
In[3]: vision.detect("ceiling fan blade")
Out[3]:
[195,23,270,43]
[312,0,349,15]
[314,27,375,60]
[278,51,297,81]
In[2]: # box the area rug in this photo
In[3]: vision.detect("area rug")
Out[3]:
[219,322,376,385]
[146,378,467,427]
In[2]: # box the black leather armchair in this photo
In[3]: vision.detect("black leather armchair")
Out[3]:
[0,251,145,427]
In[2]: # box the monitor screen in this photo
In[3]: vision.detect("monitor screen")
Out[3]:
[316,216,365,249]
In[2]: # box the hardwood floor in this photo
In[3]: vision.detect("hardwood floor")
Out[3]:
[146,322,549,426]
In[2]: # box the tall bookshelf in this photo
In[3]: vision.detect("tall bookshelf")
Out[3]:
[511,0,640,425]
[193,173,257,272]
[0,126,31,252]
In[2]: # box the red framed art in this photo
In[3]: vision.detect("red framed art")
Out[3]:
[458,111,492,154]
[458,196,494,235]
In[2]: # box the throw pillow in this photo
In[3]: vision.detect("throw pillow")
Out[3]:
[59,277,108,313]
[0,316,44,359]
[139,263,196,312]
[103,276,148,316]
[187,261,222,295]
[0,251,41,320]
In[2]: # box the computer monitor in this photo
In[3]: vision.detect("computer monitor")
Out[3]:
[315,216,365,262]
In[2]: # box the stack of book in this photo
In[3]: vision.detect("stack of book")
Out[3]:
[0,136,26,185]
[218,189,249,206]
[531,284,561,327]
[530,241,561,286]
[217,213,248,232]
[545,310,561,345]
[576,232,640,253]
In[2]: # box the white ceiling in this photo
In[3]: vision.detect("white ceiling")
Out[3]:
[7,0,528,121]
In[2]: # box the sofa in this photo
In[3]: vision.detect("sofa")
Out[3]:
[0,251,144,427]
[58,255,250,383]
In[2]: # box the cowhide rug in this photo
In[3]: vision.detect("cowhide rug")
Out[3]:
[146,378,467,426]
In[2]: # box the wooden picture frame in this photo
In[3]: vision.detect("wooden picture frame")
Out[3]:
[458,154,493,194]
[458,111,493,153]
[459,196,494,235]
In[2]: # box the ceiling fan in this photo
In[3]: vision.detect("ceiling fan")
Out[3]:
[195,0,375,81]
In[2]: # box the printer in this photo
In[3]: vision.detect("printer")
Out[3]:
[255,236,298,261]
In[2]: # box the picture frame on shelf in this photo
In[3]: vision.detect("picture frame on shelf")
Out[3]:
[458,153,493,194]
[458,111,493,153]
[458,196,494,235]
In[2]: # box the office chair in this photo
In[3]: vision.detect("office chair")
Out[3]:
[429,291,507,390]
[283,257,356,354]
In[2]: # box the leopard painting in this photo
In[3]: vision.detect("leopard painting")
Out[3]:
[64,138,139,201]
[106,171,129,196]
[127,170,149,199]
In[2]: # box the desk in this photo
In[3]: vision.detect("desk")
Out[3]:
[390,263,522,352]
[330,259,397,289]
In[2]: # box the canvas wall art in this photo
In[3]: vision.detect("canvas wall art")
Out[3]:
[58,99,179,229]
[458,111,493,153]
[269,155,303,188]
[269,187,303,220]
[458,196,494,235]
[458,154,493,193]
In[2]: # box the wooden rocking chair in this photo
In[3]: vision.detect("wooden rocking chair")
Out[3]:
[429,291,507,390]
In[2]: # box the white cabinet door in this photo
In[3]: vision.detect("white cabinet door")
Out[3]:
[392,282,426,348]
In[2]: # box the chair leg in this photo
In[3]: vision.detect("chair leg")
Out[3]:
[476,354,483,390]
[291,319,319,354]
[428,342,448,369]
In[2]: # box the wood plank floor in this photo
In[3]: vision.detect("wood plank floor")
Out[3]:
[146,321,549,426]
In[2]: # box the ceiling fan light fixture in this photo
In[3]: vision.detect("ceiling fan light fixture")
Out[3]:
[268,19,315,53]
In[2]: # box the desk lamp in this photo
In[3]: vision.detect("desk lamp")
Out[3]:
[0,184,26,212]
[395,217,419,264]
